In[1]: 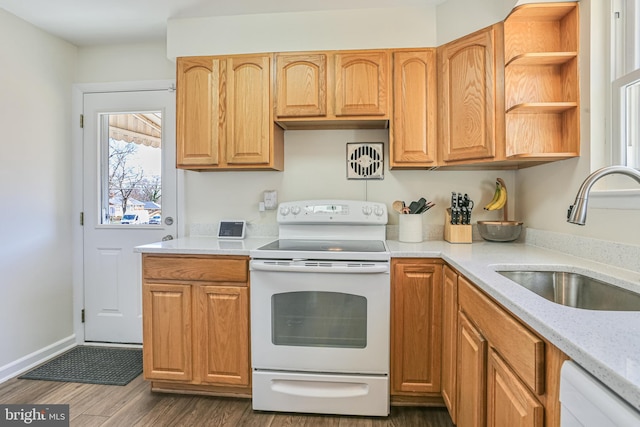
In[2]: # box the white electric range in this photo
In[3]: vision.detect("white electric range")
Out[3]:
[249,199,391,417]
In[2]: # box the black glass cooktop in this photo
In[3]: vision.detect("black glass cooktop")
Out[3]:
[257,239,387,253]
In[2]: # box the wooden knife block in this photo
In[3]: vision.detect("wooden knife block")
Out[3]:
[444,209,472,244]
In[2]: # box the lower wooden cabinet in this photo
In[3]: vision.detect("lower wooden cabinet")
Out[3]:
[143,283,193,382]
[457,311,487,427]
[142,254,251,396]
[193,285,249,386]
[390,258,443,404]
[441,265,459,421]
[455,273,567,427]
[487,349,543,427]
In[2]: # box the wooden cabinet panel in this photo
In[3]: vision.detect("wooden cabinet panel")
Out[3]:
[438,24,504,164]
[457,311,487,427]
[143,283,192,381]
[176,57,220,167]
[458,276,545,395]
[276,53,327,118]
[487,349,543,427]
[441,265,458,422]
[391,259,442,396]
[143,255,248,282]
[226,55,272,165]
[390,49,438,168]
[335,50,390,117]
[194,285,250,386]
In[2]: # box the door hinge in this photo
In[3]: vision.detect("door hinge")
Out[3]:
[80,212,84,226]
[81,309,85,323]
[80,114,84,128]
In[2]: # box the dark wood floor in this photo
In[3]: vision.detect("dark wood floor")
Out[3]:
[0,375,454,426]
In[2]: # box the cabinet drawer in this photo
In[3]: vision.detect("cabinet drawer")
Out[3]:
[458,277,545,395]
[143,255,248,283]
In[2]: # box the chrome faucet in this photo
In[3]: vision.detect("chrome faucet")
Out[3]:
[567,165,640,225]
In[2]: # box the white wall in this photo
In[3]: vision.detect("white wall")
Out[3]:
[185,130,516,233]
[436,0,516,44]
[76,42,175,83]
[0,9,77,372]
[167,7,438,59]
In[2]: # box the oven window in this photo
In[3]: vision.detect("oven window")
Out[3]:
[272,291,367,348]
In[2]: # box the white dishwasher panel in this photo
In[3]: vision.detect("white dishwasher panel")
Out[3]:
[560,360,640,426]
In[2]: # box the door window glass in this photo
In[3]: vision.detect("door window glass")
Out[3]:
[272,291,367,348]
[99,112,163,225]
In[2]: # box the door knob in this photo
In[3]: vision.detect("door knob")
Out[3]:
[164,216,174,225]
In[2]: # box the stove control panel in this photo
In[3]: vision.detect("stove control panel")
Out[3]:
[277,200,388,224]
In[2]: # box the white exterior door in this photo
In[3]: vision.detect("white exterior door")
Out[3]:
[82,89,177,343]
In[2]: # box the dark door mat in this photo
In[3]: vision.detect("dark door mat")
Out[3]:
[19,346,142,386]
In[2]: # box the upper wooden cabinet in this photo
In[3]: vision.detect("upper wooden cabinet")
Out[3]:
[275,50,390,129]
[503,2,579,161]
[275,53,327,118]
[438,23,505,165]
[390,49,438,168]
[176,56,219,167]
[334,51,390,117]
[177,3,580,170]
[176,54,284,170]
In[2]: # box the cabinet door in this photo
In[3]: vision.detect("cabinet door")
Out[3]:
[176,57,221,167]
[194,285,250,387]
[391,259,442,395]
[457,311,487,427]
[441,265,459,422]
[391,49,438,167]
[438,24,504,163]
[487,349,543,427]
[142,283,192,381]
[276,53,327,118]
[334,51,390,117]
[226,55,272,165]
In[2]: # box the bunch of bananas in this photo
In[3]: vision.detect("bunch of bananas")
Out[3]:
[484,179,507,211]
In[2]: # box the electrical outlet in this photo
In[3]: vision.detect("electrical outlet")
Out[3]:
[264,190,277,210]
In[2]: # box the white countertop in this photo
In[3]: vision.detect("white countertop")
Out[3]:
[135,236,640,411]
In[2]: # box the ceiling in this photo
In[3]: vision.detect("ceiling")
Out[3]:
[0,0,444,47]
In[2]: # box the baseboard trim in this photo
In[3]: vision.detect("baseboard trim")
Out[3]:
[0,335,77,383]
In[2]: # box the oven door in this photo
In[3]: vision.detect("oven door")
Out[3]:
[250,259,390,375]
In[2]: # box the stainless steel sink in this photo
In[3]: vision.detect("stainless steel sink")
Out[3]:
[497,270,640,311]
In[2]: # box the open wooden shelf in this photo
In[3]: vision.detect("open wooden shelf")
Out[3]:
[506,52,577,67]
[504,2,579,162]
[507,102,577,114]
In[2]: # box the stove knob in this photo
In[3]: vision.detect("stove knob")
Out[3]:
[279,206,290,216]
[374,206,385,217]
[291,206,301,215]
[362,205,373,216]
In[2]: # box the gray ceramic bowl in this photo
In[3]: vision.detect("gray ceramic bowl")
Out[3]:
[477,221,523,242]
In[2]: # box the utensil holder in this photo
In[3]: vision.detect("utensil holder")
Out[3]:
[444,209,472,244]
[399,214,423,243]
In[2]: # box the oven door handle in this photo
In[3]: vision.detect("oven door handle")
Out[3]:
[250,260,389,274]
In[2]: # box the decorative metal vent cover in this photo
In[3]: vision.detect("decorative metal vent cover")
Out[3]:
[346,143,384,180]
